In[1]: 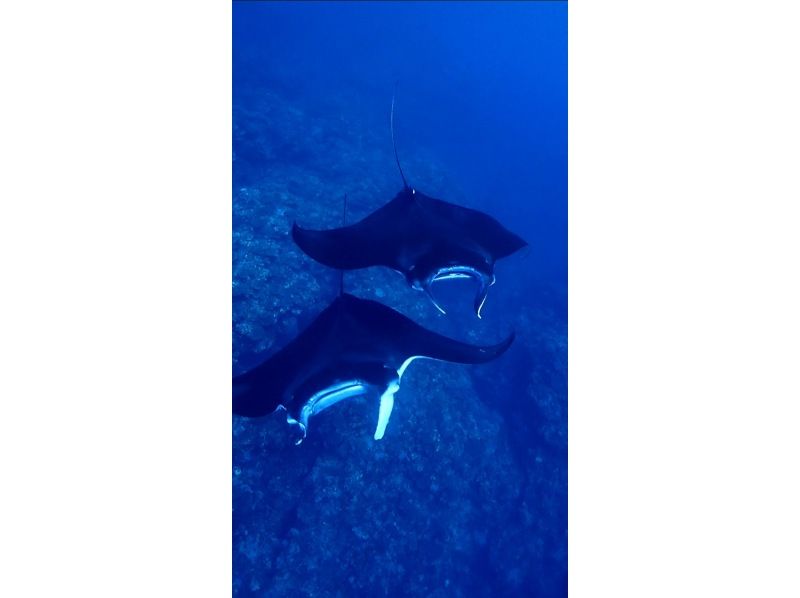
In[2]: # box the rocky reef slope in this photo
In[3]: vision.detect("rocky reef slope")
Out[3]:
[233,89,566,597]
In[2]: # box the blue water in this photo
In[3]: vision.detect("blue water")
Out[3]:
[233,2,567,595]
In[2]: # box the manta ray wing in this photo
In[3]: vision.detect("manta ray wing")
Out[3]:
[291,194,418,271]
[232,298,345,418]
[340,292,515,365]
[414,191,528,259]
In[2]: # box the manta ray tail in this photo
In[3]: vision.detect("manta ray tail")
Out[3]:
[391,82,408,190]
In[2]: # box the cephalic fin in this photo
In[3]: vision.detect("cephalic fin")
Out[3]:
[281,407,307,446]
[374,379,400,440]
[473,274,496,319]
[423,284,447,315]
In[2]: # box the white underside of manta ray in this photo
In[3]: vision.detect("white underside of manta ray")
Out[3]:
[279,354,422,443]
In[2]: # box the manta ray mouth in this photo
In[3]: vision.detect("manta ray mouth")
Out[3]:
[422,266,496,319]
[286,381,369,445]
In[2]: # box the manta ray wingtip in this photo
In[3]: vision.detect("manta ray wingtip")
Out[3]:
[290,221,300,243]
[290,221,317,259]
[485,330,516,360]
[422,285,447,315]
[503,330,516,351]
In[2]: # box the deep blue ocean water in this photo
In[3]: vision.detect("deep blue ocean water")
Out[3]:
[233,2,567,596]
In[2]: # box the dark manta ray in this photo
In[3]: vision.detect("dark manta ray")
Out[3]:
[291,88,527,318]
[292,187,528,318]
[233,293,514,443]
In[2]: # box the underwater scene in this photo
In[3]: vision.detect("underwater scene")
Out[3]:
[233,2,567,596]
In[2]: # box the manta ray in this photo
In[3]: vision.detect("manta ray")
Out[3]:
[232,293,514,443]
[292,187,528,318]
[291,90,528,318]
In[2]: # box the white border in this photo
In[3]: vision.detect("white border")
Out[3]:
[0,1,231,594]
[571,2,800,596]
